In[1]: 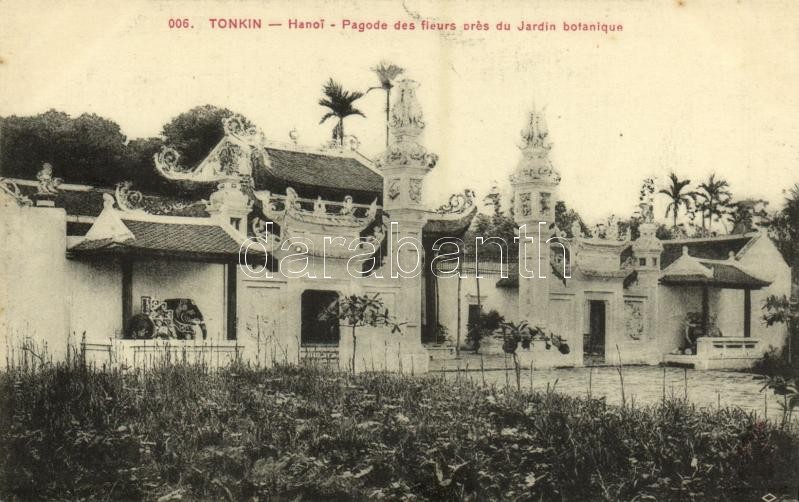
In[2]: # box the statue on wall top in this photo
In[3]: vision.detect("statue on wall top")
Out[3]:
[36,163,62,195]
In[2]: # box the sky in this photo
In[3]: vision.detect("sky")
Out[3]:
[1,0,797,225]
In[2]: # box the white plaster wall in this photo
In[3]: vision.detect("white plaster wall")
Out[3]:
[616,295,660,364]
[0,206,70,362]
[435,275,463,347]
[131,260,226,340]
[657,286,705,354]
[715,289,745,337]
[738,237,792,351]
[337,281,428,373]
[237,275,292,366]
[234,258,428,372]
[547,293,580,366]
[435,274,519,350]
[68,260,121,340]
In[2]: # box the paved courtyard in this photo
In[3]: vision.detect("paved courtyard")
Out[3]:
[431,354,791,422]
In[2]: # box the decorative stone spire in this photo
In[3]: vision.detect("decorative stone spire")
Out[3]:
[375,80,437,210]
[510,106,560,225]
[375,80,438,172]
[633,205,663,273]
[511,106,561,187]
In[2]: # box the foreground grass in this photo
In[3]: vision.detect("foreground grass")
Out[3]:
[1,363,798,501]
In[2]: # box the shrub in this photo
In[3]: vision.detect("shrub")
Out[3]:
[0,363,797,500]
[466,309,504,351]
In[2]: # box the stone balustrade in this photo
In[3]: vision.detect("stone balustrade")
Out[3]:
[81,338,241,369]
[663,336,761,370]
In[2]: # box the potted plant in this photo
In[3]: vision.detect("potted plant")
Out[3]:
[500,320,570,388]
[467,309,505,353]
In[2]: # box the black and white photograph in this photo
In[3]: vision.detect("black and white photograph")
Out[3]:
[1,0,798,500]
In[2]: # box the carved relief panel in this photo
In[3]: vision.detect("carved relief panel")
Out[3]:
[623,299,645,340]
[519,191,532,218]
[408,178,423,204]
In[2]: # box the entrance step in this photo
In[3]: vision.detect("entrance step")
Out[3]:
[300,344,340,368]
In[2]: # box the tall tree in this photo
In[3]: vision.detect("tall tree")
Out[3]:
[123,137,168,193]
[695,173,732,232]
[366,61,404,147]
[319,79,365,147]
[657,173,694,228]
[0,111,127,186]
[728,198,769,234]
[767,183,799,291]
[320,293,403,373]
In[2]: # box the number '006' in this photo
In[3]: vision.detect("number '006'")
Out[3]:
[168,19,191,28]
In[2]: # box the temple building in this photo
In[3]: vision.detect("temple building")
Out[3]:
[0,80,791,372]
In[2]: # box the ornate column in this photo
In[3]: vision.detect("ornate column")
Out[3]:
[632,201,663,361]
[510,108,561,329]
[375,80,438,344]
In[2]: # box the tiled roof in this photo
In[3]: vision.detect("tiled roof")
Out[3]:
[660,234,756,269]
[660,259,770,289]
[260,147,382,195]
[423,207,478,238]
[69,219,259,261]
[67,221,94,236]
[122,220,243,255]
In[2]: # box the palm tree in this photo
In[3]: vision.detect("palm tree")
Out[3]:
[658,173,694,228]
[366,61,404,146]
[695,173,732,232]
[319,79,365,146]
[728,198,769,234]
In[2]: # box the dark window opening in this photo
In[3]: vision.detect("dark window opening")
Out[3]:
[584,300,606,364]
[301,290,340,346]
